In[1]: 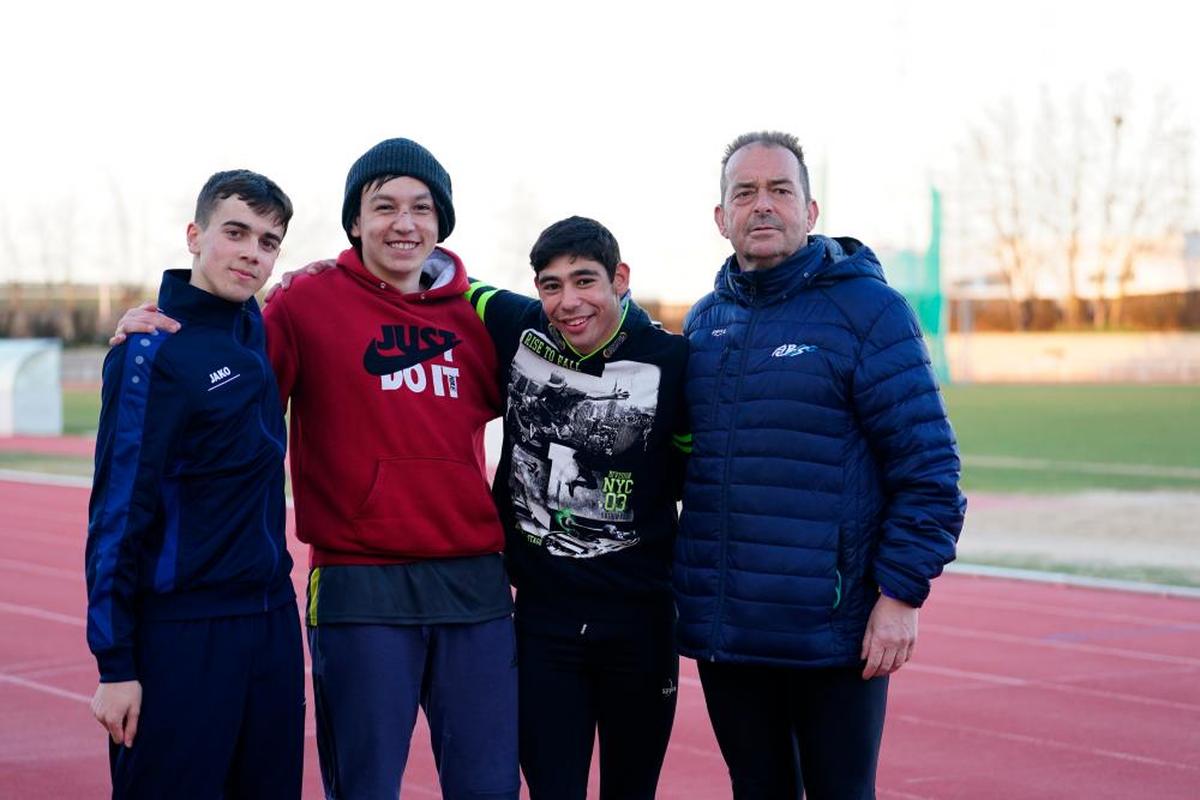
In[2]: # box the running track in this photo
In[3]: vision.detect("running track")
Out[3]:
[2,477,1198,799]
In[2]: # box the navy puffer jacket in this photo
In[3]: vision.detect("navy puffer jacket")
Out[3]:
[675,236,965,668]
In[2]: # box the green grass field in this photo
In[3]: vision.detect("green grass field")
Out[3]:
[63,386,102,436]
[943,384,1200,492]
[40,384,1200,494]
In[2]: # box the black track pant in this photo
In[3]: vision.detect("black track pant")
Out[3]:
[516,598,678,800]
[697,660,888,800]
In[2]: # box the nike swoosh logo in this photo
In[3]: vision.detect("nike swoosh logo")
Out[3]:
[362,334,462,376]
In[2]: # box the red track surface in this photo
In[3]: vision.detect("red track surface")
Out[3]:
[2,477,1198,799]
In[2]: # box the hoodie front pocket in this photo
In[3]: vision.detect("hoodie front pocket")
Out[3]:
[352,457,500,557]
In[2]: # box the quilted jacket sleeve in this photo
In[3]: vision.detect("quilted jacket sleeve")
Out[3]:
[852,294,965,607]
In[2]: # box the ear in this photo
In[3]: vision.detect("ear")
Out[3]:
[806,199,820,232]
[714,204,729,239]
[612,262,630,296]
[349,217,361,238]
[186,222,202,256]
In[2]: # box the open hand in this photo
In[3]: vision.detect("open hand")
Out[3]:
[263,259,337,304]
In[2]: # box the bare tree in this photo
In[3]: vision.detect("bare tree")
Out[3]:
[1092,83,1193,328]
[964,99,1042,329]
[0,201,31,336]
[959,76,1194,330]
[1032,88,1090,327]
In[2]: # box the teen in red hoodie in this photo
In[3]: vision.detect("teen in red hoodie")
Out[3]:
[269,139,517,799]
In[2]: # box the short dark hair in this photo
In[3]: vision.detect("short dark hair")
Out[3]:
[194,169,293,234]
[529,216,621,280]
[719,131,811,204]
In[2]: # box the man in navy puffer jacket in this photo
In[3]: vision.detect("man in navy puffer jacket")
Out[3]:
[675,131,966,799]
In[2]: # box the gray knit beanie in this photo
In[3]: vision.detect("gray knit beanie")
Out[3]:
[341,138,455,244]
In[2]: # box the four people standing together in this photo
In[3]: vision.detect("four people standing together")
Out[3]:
[89,131,964,799]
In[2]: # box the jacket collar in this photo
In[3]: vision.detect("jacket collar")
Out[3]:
[721,237,825,305]
[158,269,257,326]
[718,235,885,305]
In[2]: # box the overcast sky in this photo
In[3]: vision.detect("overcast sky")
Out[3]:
[1,0,1194,301]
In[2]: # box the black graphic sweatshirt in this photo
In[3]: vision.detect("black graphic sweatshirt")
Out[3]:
[467,282,690,620]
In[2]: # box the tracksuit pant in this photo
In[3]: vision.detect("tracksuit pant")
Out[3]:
[108,602,305,799]
[515,598,678,800]
[697,661,889,800]
[308,617,519,800]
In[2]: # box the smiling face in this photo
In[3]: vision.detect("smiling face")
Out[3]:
[351,176,439,291]
[535,255,630,356]
[715,143,819,272]
[186,195,285,302]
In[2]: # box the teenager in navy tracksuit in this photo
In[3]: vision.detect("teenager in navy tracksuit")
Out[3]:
[86,171,304,799]
[468,217,690,800]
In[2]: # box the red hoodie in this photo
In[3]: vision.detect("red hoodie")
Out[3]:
[263,247,504,566]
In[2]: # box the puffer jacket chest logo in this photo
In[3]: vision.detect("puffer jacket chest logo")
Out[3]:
[771,343,818,358]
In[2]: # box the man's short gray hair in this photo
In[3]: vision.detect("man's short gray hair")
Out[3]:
[719,131,811,203]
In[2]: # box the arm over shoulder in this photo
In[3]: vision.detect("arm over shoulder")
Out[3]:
[465,279,540,348]
[263,292,299,408]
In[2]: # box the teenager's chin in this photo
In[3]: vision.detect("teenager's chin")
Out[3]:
[565,335,597,353]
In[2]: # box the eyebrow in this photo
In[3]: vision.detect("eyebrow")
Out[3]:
[537,266,602,285]
[732,177,796,190]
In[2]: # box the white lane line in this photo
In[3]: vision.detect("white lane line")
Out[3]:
[0,470,92,488]
[879,789,935,800]
[940,593,1200,628]
[0,671,90,704]
[948,563,1200,599]
[923,624,1200,667]
[0,601,84,627]
[17,662,96,681]
[906,663,1028,687]
[0,655,83,674]
[892,713,1199,772]
[964,455,1200,480]
[906,663,1200,713]
[0,558,81,581]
